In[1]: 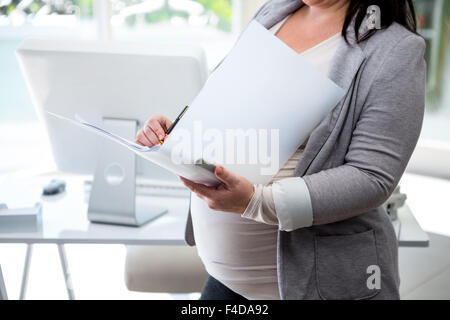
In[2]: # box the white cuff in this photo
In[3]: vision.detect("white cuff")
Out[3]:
[272,177,313,231]
[241,184,279,226]
[242,184,264,218]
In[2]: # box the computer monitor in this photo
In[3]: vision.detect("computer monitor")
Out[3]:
[16,39,208,226]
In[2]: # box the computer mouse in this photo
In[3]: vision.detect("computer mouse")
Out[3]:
[42,179,66,196]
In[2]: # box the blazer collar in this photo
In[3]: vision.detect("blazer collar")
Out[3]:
[256,0,305,29]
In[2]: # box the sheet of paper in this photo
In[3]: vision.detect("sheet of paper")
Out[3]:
[46,111,220,186]
[163,20,345,185]
[46,111,158,153]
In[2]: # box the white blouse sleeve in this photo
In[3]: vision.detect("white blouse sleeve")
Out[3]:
[242,178,314,231]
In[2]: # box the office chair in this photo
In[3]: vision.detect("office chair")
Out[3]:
[125,245,208,294]
[0,265,7,300]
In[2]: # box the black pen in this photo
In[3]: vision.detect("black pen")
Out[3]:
[158,105,189,145]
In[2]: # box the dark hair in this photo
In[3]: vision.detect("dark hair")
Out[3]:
[342,0,418,43]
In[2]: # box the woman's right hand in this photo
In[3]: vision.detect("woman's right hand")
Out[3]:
[136,115,172,147]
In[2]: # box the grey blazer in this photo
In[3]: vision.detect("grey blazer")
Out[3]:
[185,0,426,300]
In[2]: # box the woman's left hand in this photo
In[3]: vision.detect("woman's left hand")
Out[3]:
[179,166,254,214]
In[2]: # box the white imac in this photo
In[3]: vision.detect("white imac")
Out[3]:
[16,39,208,226]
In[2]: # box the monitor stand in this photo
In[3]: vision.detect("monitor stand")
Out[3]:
[88,118,167,226]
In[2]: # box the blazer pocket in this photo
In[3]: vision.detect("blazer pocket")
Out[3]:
[314,229,380,300]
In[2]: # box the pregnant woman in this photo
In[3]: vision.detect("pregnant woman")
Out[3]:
[137,0,425,300]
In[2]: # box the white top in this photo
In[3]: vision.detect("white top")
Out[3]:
[270,15,341,76]
[190,16,342,300]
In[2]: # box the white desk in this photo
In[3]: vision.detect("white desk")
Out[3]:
[396,204,430,247]
[0,174,189,299]
[0,174,428,300]
[0,175,189,245]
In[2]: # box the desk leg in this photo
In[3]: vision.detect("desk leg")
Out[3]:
[0,264,7,300]
[19,244,33,300]
[57,244,75,300]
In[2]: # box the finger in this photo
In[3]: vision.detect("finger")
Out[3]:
[154,114,172,132]
[135,131,144,146]
[143,126,160,145]
[159,116,172,132]
[180,177,214,199]
[136,138,144,146]
[148,118,167,141]
[136,131,152,147]
[180,177,202,193]
[215,166,239,188]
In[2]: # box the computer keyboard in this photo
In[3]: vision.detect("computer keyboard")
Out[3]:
[135,179,191,198]
[84,178,191,198]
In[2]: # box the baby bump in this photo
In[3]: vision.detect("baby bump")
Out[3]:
[190,194,279,265]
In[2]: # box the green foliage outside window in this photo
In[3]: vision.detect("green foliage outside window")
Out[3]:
[0,0,232,32]
[0,0,93,18]
[121,0,233,32]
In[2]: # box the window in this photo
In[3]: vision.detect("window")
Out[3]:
[0,0,247,174]
[110,0,233,33]
[409,0,450,178]
[0,0,95,120]
[109,0,238,69]
[0,0,96,174]
[2,1,448,177]
[0,1,93,25]
[417,0,450,114]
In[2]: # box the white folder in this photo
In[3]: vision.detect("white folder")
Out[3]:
[162,20,344,184]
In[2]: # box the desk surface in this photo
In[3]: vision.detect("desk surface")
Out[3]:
[397,204,429,247]
[0,174,429,247]
[0,175,189,245]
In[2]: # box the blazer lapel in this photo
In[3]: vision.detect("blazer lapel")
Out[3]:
[294,30,366,177]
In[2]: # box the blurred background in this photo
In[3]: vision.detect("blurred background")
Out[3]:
[0,0,449,300]
[1,0,449,177]
[0,0,267,174]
